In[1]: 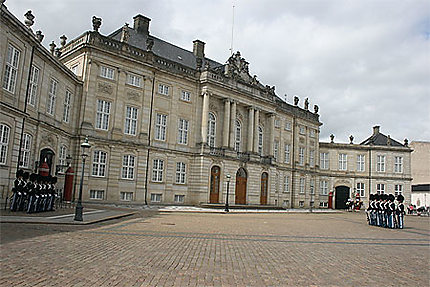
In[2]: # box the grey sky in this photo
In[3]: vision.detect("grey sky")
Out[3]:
[6,0,430,143]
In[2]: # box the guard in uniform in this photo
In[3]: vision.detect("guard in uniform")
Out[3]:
[396,194,405,229]
[367,194,374,225]
[387,194,396,229]
[18,171,30,211]
[26,173,38,213]
[10,170,24,211]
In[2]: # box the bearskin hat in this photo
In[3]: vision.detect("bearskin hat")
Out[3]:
[388,194,395,202]
[52,177,57,184]
[397,194,404,202]
[16,169,24,178]
[30,173,38,182]
[23,172,30,180]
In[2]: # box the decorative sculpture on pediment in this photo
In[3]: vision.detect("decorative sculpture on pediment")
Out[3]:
[314,104,319,114]
[294,96,299,106]
[204,61,210,71]
[304,98,309,110]
[92,16,102,32]
[251,75,259,85]
[224,51,253,83]
[120,23,130,43]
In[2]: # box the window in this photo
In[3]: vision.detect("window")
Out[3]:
[28,65,39,106]
[178,119,189,145]
[122,155,135,180]
[357,155,365,172]
[58,145,67,172]
[309,150,315,167]
[320,180,328,195]
[274,119,280,128]
[376,155,386,172]
[90,190,104,200]
[100,66,115,80]
[127,73,141,87]
[284,175,290,193]
[310,129,316,137]
[96,99,111,130]
[339,153,347,171]
[207,112,216,147]
[175,162,186,184]
[394,184,403,196]
[0,124,10,165]
[299,126,305,135]
[63,90,72,123]
[152,159,164,182]
[394,156,403,173]
[47,79,58,115]
[285,121,291,131]
[376,183,385,194]
[150,193,162,202]
[310,179,315,194]
[284,144,290,164]
[320,152,329,169]
[92,150,107,177]
[181,90,190,102]
[299,201,305,207]
[3,44,20,93]
[174,194,185,203]
[299,147,305,166]
[124,106,138,135]
[158,84,169,95]
[155,113,167,141]
[299,177,305,194]
[258,126,263,155]
[319,202,328,207]
[120,191,133,201]
[274,141,279,161]
[20,133,32,168]
[283,200,290,207]
[357,182,365,197]
[234,120,241,151]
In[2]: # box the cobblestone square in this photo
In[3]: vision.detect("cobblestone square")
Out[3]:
[1,211,429,286]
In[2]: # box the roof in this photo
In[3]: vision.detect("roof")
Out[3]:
[108,27,223,70]
[360,131,404,147]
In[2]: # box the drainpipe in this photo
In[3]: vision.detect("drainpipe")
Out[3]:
[290,117,296,208]
[143,71,156,205]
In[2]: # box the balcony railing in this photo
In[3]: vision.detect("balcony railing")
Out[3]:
[209,147,225,157]
[236,152,250,162]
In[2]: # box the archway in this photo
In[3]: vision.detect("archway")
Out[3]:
[39,148,55,176]
[235,167,247,204]
[335,186,350,209]
[209,166,221,203]
[260,172,268,205]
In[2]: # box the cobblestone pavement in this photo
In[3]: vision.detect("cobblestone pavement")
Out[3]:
[1,212,429,286]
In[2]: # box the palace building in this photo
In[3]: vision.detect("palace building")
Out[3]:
[0,4,412,208]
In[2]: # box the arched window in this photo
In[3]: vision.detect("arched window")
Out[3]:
[235,119,241,151]
[258,126,263,155]
[207,112,216,147]
[0,124,11,165]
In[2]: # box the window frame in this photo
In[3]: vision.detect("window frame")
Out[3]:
[126,73,142,87]
[63,90,72,123]
[357,154,365,172]
[376,155,386,172]
[178,118,189,145]
[207,112,216,147]
[47,78,58,115]
[2,44,20,93]
[28,65,40,106]
[284,144,290,164]
[100,65,115,80]
[158,83,169,96]
[152,159,164,182]
[89,190,104,200]
[121,154,135,180]
[175,162,186,184]
[92,150,107,177]
[357,182,365,197]
[95,99,111,130]
[120,191,134,201]
[394,156,403,173]
[124,106,138,136]
[180,90,191,102]
[338,153,347,171]
[155,113,167,141]
[299,147,305,166]
[0,124,11,165]
[19,133,32,168]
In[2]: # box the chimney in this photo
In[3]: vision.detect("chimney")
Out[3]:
[193,39,205,58]
[373,125,380,135]
[133,14,150,34]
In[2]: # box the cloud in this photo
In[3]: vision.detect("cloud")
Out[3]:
[6,0,430,142]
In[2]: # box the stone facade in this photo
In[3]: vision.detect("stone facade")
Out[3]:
[0,5,413,208]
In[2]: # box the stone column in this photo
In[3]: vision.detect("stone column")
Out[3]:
[253,109,260,153]
[268,113,275,156]
[223,100,231,147]
[247,107,254,152]
[201,92,210,144]
[229,101,237,148]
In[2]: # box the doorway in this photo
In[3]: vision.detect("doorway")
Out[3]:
[260,172,268,205]
[235,168,247,204]
[209,166,221,203]
[335,186,350,209]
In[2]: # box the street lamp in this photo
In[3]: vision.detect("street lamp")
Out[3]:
[225,174,231,213]
[74,136,91,221]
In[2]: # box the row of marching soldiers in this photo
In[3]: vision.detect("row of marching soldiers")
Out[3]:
[367,193,406,229]
[10,169,57,213]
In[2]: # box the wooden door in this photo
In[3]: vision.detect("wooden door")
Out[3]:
[260,172,268,205]
[235,168,247,204]
[210,166,220,203]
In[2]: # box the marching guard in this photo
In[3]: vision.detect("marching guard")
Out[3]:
[367,193,406,229]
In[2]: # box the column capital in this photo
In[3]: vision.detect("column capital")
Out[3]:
[247,106,255,111]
